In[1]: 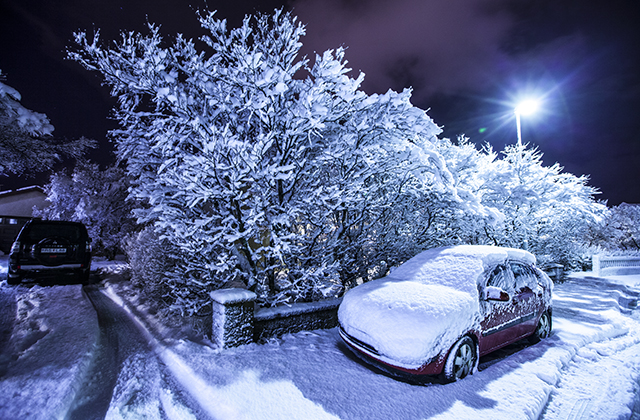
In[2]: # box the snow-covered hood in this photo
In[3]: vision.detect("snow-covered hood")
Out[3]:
[339,279,479,368]
[339,245,536,368]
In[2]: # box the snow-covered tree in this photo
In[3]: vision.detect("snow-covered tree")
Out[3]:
[35,162,137,258]
[361,136,495,272]
[478,144,604,268]
[388,138,605,270]
[69,9,456,311]
[589,203,640,253]
[0,71,95,177]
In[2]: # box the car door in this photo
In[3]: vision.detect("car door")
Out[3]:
[479,264,523,355]
[509,262,546,336]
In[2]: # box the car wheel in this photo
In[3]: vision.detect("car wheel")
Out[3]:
[442,336,477,383]
[529,310,552,344]
[7,276,21,286]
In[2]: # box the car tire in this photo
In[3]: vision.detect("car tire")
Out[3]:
[441,336,477,383]
[528,310,552,344]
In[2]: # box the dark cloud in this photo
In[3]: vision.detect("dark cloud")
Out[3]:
[291,0,516,100]
[287,0,640,204]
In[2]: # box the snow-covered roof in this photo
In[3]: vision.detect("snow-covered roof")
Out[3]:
[0,185,44,197]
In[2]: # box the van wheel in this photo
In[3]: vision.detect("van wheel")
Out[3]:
[77,269,90,284]
[7,274,21,285]
[441,336,476,383]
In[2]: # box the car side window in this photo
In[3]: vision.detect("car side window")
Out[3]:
[510,262,538,291]
[486,265,514,293]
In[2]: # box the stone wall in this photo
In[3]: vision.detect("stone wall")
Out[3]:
[254,299,342,342]
[210,288,341,348]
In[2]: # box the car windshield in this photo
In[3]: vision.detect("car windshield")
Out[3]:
[25,224,83,242]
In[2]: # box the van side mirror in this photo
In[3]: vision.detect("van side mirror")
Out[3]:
[485,286,510,302]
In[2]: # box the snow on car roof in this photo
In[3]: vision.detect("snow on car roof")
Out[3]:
[387,245,536,291]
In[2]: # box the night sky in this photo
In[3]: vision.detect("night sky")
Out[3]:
[1,0,639,205]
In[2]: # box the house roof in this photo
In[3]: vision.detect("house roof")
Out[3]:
[0,185,44,197]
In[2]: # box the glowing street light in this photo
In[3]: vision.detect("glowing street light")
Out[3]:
[514,99,540,147]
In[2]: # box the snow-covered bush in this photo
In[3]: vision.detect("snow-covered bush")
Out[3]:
[388,137,605,271]
[588,203,640,253]
[123,226,203,332]
[68,9,456,311]
[0,70,95,177]
[125,227,178,302]
[36,162,137,258]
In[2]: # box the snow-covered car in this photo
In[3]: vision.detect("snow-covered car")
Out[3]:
[7,219,92,284]
[338,245,553,383]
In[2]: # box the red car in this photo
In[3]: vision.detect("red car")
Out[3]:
[338,245,553,383]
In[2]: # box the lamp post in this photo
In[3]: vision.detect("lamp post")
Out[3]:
[514,99,539,147]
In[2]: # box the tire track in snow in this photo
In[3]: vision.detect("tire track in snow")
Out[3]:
[540,333,640,419]
[66,285,132,420]
[68,285,204,420]
[540,278,640,420]
[98,284,215,420]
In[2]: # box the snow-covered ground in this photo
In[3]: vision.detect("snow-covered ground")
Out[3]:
[1,258,639,420]
[0,281,99,419]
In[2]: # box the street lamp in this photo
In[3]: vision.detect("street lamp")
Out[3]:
[514,99,540,147]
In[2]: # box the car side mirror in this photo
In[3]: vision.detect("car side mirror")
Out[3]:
[485,286,510,302]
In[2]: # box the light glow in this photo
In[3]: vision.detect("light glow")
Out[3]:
[514,99,540,116]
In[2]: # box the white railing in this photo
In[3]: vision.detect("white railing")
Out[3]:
[592,255,640,276]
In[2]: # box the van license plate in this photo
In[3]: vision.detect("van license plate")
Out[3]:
[42,248,66,253]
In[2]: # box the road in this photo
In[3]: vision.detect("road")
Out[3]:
[0,255,209,419]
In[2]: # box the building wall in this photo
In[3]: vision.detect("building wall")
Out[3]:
[0,186,48,254]
[0,187,47,217]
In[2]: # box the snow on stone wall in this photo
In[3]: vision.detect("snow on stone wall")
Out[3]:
[210,289,341,348]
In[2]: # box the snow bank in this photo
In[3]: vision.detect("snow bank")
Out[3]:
[0,285,99,420]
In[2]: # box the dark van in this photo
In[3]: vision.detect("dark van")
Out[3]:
[7,219,92,284]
